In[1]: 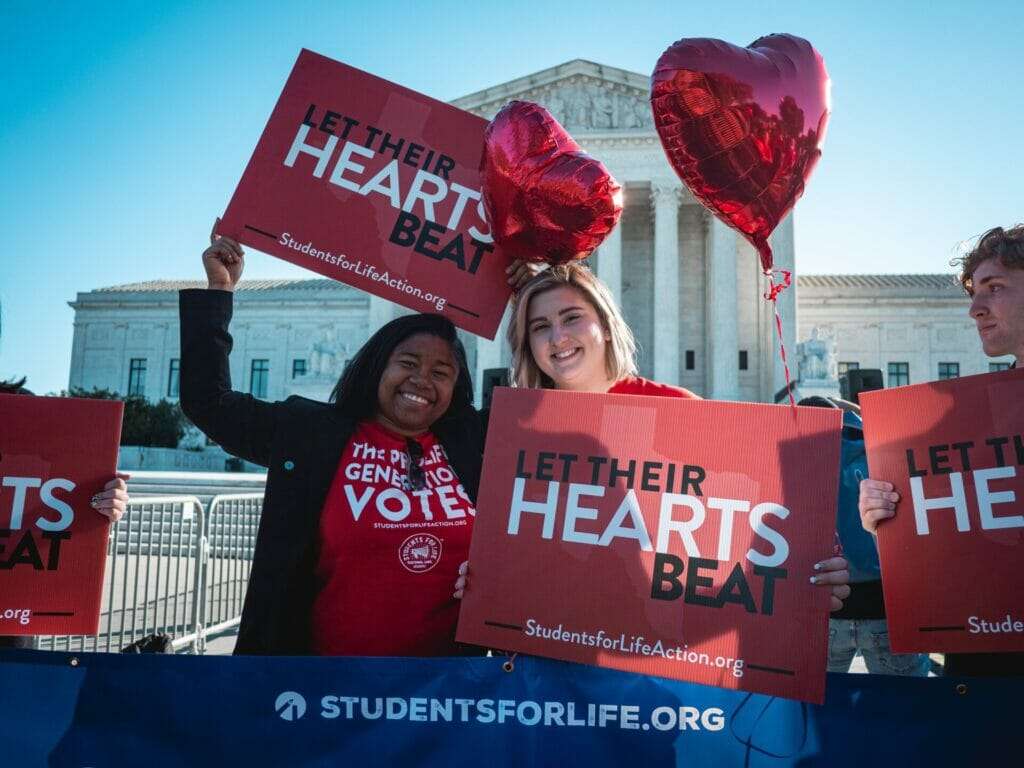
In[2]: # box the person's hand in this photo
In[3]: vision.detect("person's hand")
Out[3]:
[202,217,244,291]
[90,472,130,523]
[859,479,899,534]
[506,259,544,292]
[453,561,469,599]
[810,556,850,612]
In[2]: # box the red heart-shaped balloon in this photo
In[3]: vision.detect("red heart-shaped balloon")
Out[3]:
[480,101,623,264]
[651,34,830,271]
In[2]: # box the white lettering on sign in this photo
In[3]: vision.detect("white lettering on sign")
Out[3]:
[506,480,791,567]
[2,476,76,531]
[910,467,1021,535]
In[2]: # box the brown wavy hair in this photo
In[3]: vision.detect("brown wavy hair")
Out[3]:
[954,224,1024,292]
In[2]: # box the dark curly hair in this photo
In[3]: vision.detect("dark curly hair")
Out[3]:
[329,313,473,425]
[954,224,1024,292]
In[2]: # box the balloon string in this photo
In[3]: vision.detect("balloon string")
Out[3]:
[763,269,796,410]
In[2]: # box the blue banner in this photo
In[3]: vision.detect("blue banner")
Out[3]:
[0,649,1013,766]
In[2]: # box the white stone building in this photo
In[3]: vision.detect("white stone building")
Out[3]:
[67,280,374,405]
[797,274,1013,388]
[67,271,1010,409]
[65,61,1012,408]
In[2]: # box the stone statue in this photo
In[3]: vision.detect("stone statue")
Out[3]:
[512,82,655,132]
[592,90,615,129]
[633,98,652,129]
[797,327,837,382]
[545,91,566,124]
[309,329,346,380]
[619,95,642,129]
[566,88,590,128]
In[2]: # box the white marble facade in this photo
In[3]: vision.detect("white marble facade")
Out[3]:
[797,275,1013,391]
[68,280,376,405]
[68,272,1004,410]
[66,61,1008,408]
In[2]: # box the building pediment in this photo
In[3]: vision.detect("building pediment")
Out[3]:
[451,59,654,133]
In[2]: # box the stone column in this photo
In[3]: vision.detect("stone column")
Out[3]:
[233,320,249,395]
[597,215,624,304]
[156,321,170,401]
[769,214,797,399]
[705,218,739,400]
[651,182,682,384]
[758,213,798,402]
[368,295,393,332]
[69,321,86,391]
[275,322,292,402]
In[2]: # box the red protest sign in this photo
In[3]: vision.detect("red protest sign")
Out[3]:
[220,49,512,338]
[457,389,841,703]
[0,394,123,636]
[861,367,1024,654]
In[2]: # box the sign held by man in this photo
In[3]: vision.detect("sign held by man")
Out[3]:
[861,368,1024,654]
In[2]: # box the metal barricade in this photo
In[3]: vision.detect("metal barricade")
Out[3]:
[36,496,205,654]
[197,494,263,652]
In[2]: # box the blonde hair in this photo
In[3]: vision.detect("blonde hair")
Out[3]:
[507,263,637,389]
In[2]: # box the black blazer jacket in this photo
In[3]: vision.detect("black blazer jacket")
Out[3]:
[179,289,486,654]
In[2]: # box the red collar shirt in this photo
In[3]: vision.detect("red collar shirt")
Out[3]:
[608,375,700,399]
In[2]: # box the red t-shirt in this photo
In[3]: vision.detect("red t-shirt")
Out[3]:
[311,420,475,656]
[608,375,701,399]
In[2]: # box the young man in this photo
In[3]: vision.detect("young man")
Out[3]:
[859,224,1024,676]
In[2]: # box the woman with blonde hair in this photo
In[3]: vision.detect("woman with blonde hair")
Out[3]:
[506,261,696,397]
[457,261,850,610]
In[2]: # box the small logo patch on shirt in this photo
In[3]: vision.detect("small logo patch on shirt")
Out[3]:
[399,533,442,573]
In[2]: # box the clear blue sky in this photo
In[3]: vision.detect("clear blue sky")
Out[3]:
[1,0,1021,393]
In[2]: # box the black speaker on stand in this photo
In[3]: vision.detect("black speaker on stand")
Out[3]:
[839,368,884,404]
[481,368,510,411]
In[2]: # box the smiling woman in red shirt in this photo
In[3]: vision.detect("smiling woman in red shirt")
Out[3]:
[181,221,497,656]
[456,263,850,609]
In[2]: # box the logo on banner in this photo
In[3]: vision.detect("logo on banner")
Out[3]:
[275,691,307,721]
[399,533,442,573]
